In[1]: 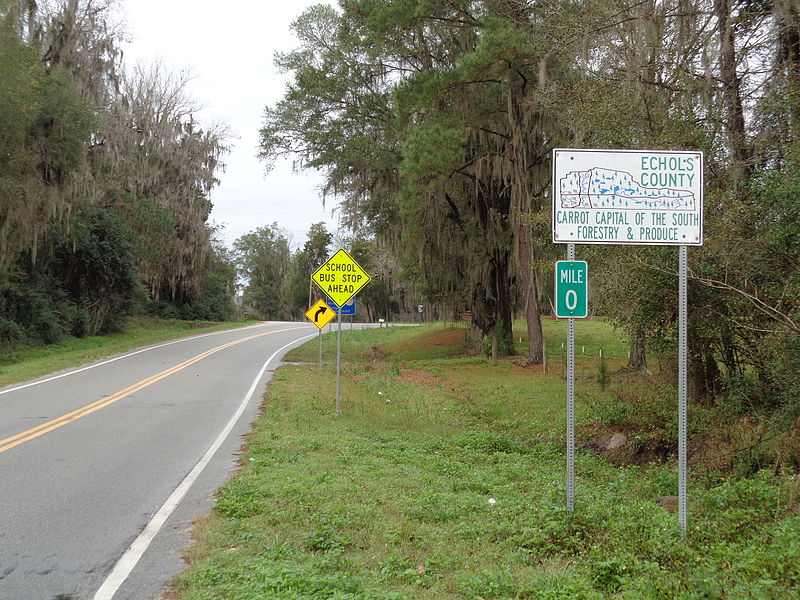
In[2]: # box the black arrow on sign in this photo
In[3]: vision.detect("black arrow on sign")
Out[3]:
[314,306,328,322]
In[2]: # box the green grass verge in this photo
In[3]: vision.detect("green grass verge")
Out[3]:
[0,316,254,388]
[288,318,629,366]
[284,324,478,364]
[174,323,800,600]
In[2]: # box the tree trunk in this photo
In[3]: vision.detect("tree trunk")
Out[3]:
[689,340,721,404]
[508,79,544,365]
[518,222,544,364]
[714,0,750,187]
[627,326,647,371]
[777,0,800,142]
[495,250,515,355]
[473,247,515,356]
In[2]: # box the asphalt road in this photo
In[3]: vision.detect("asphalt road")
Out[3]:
[0,321,320,600]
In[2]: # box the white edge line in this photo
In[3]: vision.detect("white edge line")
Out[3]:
[92,331,317,600]
[0,322,291,397]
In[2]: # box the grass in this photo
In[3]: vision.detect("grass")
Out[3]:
[0,316,253,388]
[173,321,800,600]
[515,317,630,362]
[289,318,630,368]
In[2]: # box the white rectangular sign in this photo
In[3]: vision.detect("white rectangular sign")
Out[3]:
[553,149,703,245]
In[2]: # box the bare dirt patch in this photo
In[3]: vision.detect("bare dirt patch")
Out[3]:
[424,329,465,346]
[361,345,389,361]
[582,422,673,465]
[397,369,441,386]
[390,328,466,354]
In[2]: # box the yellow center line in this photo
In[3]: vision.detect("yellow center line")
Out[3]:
[0,326,306,455]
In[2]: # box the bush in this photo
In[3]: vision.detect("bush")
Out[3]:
[483,316,514,358]
[142,280,232,322]
[0,316,27,346]
[1,276,72,348]
[179,287,232,321]
[596,351,610,389]
[759,332,800,422]
[52,209,136,335]
[143,300,180,320]
[7,276,75,345]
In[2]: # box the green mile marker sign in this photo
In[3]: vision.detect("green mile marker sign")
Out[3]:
[555,261,588,318]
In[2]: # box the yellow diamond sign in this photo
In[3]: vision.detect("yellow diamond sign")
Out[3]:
[311,248,371,307]
[304,298,337,329]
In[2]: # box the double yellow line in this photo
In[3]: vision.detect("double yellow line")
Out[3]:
[0,327,303,455]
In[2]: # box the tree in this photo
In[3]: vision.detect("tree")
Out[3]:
[97,62,230,304]
[261,1,575,360]
[1,0,234,348]
[560,0,798,408]
[261,0,799,418]
[388,1,576,362]
[287,222,333,317]
[0,5,95,271]
[233,224,293,320]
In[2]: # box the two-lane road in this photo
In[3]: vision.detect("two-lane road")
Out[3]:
[0,322,318,600]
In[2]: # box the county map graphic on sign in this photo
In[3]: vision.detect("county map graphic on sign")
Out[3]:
[553,149,703,245]
[559,168,696,211]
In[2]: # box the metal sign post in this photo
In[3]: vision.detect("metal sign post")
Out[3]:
[678,245,688,535]
[318,329,322,371]
[312,249,371,415]
[335,310,342,413]
[566,244,576,511]
[304,298,336,373]
[553,148,703,535]
[554,252,587,511]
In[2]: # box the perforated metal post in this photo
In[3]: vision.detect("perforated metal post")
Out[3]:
[335,310,342,413]
[678,245,688,535]
[567,244,576,511]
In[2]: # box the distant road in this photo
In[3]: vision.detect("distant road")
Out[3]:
[0,322,318,600]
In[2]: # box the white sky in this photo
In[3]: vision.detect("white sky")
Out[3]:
[120,0,339,250]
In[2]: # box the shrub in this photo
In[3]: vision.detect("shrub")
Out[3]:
[0,316,27,346]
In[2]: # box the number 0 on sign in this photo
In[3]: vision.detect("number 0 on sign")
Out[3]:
[555,261,588,318]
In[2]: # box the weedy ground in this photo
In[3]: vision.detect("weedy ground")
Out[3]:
[172,321,800,600]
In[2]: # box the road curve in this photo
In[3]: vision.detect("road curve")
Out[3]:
[0,322,318,600]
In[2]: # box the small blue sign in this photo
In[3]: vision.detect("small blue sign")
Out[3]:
[326,297,356,315]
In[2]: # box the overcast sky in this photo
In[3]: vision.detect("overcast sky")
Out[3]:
[120,0,339,250]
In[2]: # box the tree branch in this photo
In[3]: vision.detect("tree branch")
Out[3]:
[631,255,799,334]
